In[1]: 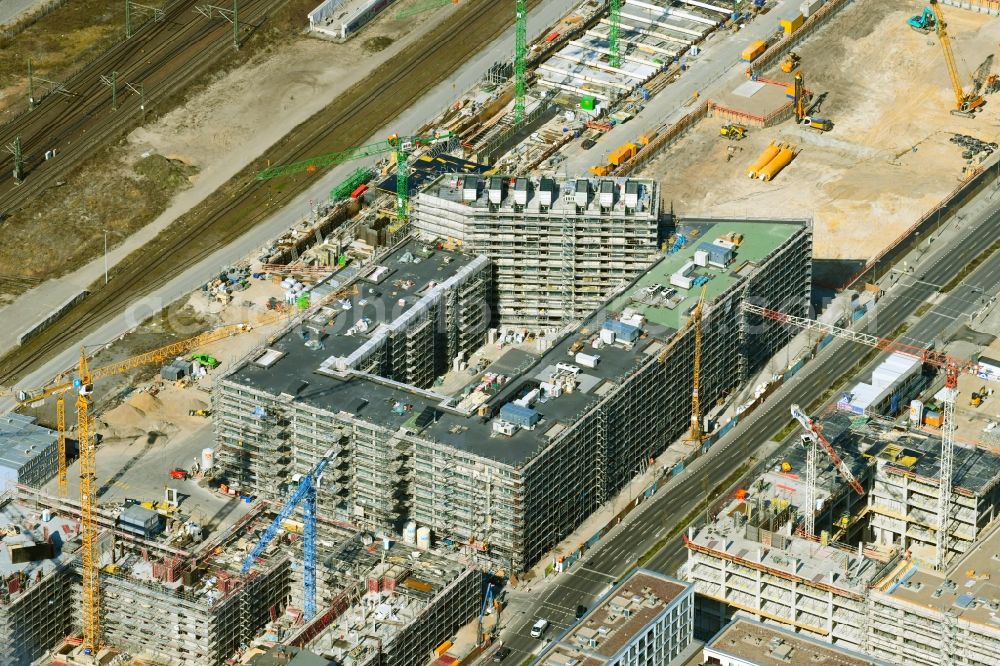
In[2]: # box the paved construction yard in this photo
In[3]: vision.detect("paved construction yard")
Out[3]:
[641,0,1000,260]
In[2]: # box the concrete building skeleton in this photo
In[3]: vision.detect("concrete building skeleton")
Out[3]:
[0,494,75,666]
[214,218,812,573]
[0,414,59,491]
[683,419,1000,666]
[0,469,483,666]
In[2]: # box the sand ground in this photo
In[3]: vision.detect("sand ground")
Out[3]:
[642,0,1000,260]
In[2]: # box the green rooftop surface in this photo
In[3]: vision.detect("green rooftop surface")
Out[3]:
[609,221,802,331]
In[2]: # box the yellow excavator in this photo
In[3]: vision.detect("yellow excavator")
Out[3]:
[720,124,747,140]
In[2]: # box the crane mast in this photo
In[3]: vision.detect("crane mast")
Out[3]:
[242,451,334,620]
[56,395,67,498]
[935,364,958,569]
[689,284,709,441]
[77,350,101,653]
[609,0,621,68]
[515,0,527,124]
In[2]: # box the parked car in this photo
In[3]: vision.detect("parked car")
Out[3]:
[581,138,596,150]
[530,618,549,638]
[492,647,511,662]
[169,468,188,480]
[575,605,588,620]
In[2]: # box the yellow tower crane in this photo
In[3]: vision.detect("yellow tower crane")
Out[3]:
[1,284,359,652]
[929,0,985,117]
[688,284,709,442]
[76,350,100,653]
[656,284,709,441]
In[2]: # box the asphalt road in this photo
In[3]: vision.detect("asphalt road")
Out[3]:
[494,198,1000,663]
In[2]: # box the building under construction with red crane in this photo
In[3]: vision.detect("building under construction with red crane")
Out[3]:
[682,410,1000,664]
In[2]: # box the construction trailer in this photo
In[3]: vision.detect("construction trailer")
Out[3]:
[213,220,812,574]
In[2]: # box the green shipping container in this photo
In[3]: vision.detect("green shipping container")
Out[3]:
[580,95,597,110]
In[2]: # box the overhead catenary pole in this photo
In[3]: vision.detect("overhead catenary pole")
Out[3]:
[195,2,239,50]
[126,1,166,39]
[100,71,119,110]
[7,137,24,183]
[514,0,527,124]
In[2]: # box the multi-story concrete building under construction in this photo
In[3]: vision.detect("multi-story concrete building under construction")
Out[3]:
[214,218,811,573]
[411,174,663,328]
[682,416,1000,666]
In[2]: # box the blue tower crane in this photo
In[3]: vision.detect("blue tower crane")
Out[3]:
[477,580,496,645]
[241,449,334,620]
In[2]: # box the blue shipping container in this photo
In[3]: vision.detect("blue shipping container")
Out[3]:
[603,319,641,343]
[500,403,540,428]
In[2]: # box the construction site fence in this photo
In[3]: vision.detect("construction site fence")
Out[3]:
[750,0,856,74]
[612,102,709,177]
[17,289,88,346]
[847,158,1000,289]
[942,0,1000,16]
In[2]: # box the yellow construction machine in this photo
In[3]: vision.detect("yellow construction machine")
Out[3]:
[720,124,747,140]
[780,51,800,73]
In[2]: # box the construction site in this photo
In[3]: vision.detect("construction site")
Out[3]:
[0,0,998,664]
[642,0,1000,259]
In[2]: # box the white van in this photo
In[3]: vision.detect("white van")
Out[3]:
[530,618,549,638]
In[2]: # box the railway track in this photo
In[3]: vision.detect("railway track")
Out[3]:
[0,0,278,218]
[0,0,539,386]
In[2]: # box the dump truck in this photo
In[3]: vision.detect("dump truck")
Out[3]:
[720,124,747,140]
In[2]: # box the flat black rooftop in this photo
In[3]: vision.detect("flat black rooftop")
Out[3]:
[228,220,806,468]
[309,238,482,363]
[230,300,670,467]
[865,426,1000,494]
